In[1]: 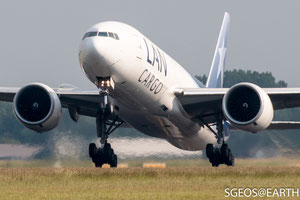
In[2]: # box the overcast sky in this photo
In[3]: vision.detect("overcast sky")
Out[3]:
[0,0,299,87]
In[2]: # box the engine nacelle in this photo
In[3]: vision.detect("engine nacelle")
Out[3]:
[222,82,273,133]
[13,83,62,132]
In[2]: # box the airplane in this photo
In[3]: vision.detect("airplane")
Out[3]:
[1,12,300,167]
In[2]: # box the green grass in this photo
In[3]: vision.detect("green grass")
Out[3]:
[1,158,300,199]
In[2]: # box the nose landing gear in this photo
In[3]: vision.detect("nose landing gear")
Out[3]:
[89,77,122,168]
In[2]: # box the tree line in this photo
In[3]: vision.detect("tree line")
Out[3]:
[196,69,287,88]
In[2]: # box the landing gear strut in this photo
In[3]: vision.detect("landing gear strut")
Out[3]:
[89,78,122,168]
[205,115,234,167]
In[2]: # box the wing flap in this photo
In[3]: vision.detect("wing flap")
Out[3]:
[267,121,300,130]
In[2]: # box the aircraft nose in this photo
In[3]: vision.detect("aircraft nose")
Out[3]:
[79,37,119,79]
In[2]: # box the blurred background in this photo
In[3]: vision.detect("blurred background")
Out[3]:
[1,0,300,162]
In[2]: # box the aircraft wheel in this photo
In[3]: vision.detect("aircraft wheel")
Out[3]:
[206,144,214,159]
[226,153,234,166]
[89,143,96,158]
[221,143,230,162]
[110,154,118,168]
[95,161,103,168]
[104,143,111,152]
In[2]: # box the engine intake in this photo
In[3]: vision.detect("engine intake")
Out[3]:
[13,83,62,132]
[222,83,274,133]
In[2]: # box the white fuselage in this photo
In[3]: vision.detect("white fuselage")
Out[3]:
[79,21,217,151]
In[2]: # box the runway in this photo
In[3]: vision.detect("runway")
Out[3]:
[0,160,300,200]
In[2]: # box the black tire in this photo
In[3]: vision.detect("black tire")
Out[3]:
[210,152,219,167]
[109,149,114,159]
[214,149,222,167]
[110,154,118,168]
[104,143,111,153]
[105,148,113,164]
[89,143,96,158]
[212,160,219,167]
[206,144,214,159]
[221,143,228,153]
[226,153,234,166]
[221,144,230,162]
[95,161,103,168]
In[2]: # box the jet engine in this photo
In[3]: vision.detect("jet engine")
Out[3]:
[13,83,62,132]
[222,82,273,133]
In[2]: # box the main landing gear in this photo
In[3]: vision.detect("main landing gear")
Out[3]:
[89,78,123,168]
[89,141,117,168]
[206,143,234,167]
[205,115,234,167]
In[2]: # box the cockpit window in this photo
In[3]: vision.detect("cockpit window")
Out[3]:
[99,32,120,40]
[108,32,115,38]
[114,33,119,40]
[83,31,120,40]
[82,31,97,40]
[98,32,108,37]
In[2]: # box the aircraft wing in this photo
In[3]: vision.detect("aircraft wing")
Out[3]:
[55,88,103,118]
[0,87,19,102]
[266,121,300,130]
[0,87,103,118]
[229,121,300,131]
[174,87,300,126]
